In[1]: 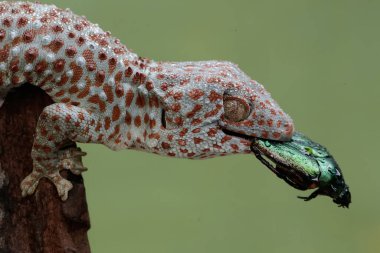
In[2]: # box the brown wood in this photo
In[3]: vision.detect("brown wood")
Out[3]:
[0,84,91,253]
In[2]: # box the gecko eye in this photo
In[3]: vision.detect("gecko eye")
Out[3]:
[223,96,250,122]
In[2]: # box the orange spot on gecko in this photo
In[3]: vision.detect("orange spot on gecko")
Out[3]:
[207,128,218,137]
[24,47,38,62]
[103,85,114,103]
[68,85,79,94]
[22,30,35,43]
[161,142,171,149]
[104,117,111,130]
[149,119,156,129]
[143,113,149,124]
[46,39,64,53]
[54,90,65,97]
[115,84,124,97]
[108,57,116,74]
[179,128,188,137]
[88,95,106,112]
[178,140,186,146]
[115,71,122,84]
[186,104,202,118]
[112,106,121,121]
[134,115,141,127]
[95,70,105,86]
[35,60,48,74]
[69,62,83,84]
[53,59,65,72]
[194,137,203,144]
[188,89,204,100]
[221,135,232,144]
[17,16,28,28]
[272,132,281,139]
[135,93,145,108]
[77,79,91,98]
[191,118,202,126]
[125,89,134,107]
[124,67,133,77]
[65,46,77,57]
[208,90,222,102]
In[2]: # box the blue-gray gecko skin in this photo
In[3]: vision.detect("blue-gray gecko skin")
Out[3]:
[0,1,350,207]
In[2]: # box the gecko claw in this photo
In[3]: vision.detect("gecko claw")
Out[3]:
[58,147,87,175]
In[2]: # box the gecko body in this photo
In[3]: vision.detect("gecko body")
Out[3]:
[0,2,294,200]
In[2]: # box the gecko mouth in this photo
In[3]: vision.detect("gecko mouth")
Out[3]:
[221,128,255,142]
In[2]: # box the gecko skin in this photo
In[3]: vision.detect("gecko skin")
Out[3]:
[0,2,294,200]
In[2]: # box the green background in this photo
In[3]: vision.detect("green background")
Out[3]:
[41,0,379,252]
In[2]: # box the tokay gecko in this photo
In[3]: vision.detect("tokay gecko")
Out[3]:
[0,2,294,200]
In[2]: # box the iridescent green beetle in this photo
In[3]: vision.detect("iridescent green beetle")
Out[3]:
[251,132,351,208]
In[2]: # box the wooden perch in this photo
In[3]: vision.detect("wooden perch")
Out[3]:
[0,84,91,253]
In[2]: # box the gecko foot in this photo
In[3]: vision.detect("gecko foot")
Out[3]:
[21,169,73,201]
[20,147,86,201]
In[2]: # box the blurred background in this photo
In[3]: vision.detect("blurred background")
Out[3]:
[41,0,379,252]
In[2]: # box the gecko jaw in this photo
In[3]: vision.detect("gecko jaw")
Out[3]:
[221,128,255,142]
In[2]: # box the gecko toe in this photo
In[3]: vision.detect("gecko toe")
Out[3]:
[58,147,87,175]
[47,171,73,201]
[20,171,42,197]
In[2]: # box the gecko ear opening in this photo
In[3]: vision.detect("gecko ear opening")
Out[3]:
[161,109,167,128]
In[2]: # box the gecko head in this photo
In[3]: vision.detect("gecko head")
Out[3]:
[148,61,294,158]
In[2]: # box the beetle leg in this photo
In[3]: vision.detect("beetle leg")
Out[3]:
[298,189,321,201]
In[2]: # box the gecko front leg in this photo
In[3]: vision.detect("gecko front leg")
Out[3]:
[20,103,102,200]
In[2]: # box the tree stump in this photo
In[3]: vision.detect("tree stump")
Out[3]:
[0,84,91,253]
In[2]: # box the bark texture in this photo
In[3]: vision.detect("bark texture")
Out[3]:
[0,84,91,253]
